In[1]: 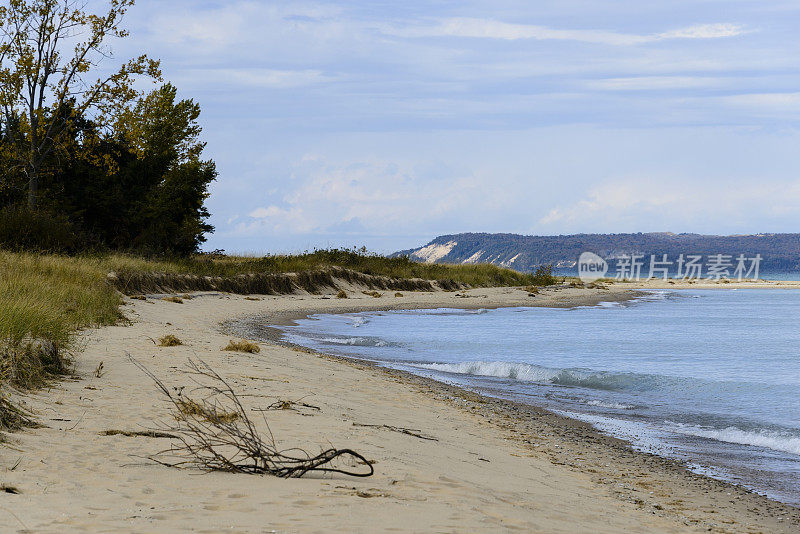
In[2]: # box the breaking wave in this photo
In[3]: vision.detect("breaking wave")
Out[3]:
[412,360,664,391]
[350,316,369,327]
[318,336,388,347]
[586,399,636,410]
[670,424,800,456]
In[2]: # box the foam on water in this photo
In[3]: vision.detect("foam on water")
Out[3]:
[669,423,800,456]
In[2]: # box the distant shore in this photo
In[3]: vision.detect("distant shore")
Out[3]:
[5,282,800,531]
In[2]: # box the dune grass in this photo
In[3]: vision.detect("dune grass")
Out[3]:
[0,247,555,429]
[102,248,541,287]
[1,249,549,361]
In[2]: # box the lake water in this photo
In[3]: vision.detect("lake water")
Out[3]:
[272,290,800,505]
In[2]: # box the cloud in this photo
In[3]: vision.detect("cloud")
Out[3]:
[387,18,748,46]
[658,23,747,40]
[537,178,800,233]
[184,68,333,89]
[722,92,800,109]
[587,76,722,91]
[233,156,510,237]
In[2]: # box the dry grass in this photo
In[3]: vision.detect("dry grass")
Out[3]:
[158,335,183,347]
[176,399,240,424]
[223,340,260,354]
[162,296,184,304]
[336,289,348,299]
[362,291,381,298]
[394,292,403,297]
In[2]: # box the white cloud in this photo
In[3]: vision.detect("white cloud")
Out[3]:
[234,156,510,237]
[188,68,332,88]
[587,76,722,91]
[722,92,800,109]
[388,18,748,46]
[657,23,747,40]
[538,178,800,233]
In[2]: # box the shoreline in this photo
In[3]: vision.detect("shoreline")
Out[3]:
[4,282,799,532]
[224,284,800,530]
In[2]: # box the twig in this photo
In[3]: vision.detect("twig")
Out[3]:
[253,398,321,412]
[352,423,438,441]
[100,430,177,439]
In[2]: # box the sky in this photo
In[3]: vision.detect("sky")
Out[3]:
[113,0,800,253]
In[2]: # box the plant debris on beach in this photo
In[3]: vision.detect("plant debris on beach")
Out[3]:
[158,335,183,347]
[132,357,374,478]
[223,340,261,354]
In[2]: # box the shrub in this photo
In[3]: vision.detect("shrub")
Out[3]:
[162,296,184,304]
[529,264,557,286]
[0,206,84,254]
[336,290,348,299]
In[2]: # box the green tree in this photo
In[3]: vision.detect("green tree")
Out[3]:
[0,0,160,209]
[47,84,216,254]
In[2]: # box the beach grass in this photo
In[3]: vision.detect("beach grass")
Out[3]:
[100,248,539,286]
[0,248,554,428]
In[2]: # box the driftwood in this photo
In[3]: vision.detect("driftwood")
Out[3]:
[130,356,373,478]
[100,429,177,439]
[253,397,321,413]
[352,422,438,441]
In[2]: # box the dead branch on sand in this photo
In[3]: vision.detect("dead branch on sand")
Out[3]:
[130,356,373,478]
[252,396,321,413]
[352,422,438,441]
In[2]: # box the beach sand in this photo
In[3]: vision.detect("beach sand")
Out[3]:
[4,282,800,532]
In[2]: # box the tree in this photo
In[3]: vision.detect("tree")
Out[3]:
[48,84,216,254]
[0,0,160,209]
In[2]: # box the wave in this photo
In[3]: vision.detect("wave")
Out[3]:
[350,316,369,327]
[586,399,636,410]
[318,336,388,347]
[670,423,800,456]
[413,360,660,391]
[408,308,489,316]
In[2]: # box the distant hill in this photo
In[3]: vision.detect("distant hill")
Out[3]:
[393,232,800,273]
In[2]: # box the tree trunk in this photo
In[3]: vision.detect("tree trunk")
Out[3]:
[27,169,38,210]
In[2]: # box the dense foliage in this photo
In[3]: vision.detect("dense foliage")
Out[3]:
[0,84,216,254]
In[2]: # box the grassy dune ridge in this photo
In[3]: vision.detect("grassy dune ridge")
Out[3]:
[0,249,554,423]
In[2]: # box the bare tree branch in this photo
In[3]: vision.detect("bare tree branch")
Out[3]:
[129,355,374,479]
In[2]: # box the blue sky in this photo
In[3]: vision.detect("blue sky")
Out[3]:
[120,0,800,253]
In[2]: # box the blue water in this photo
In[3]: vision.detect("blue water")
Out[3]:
[273,290,800,505]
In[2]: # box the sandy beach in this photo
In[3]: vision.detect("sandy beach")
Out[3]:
[4,281,800,533]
